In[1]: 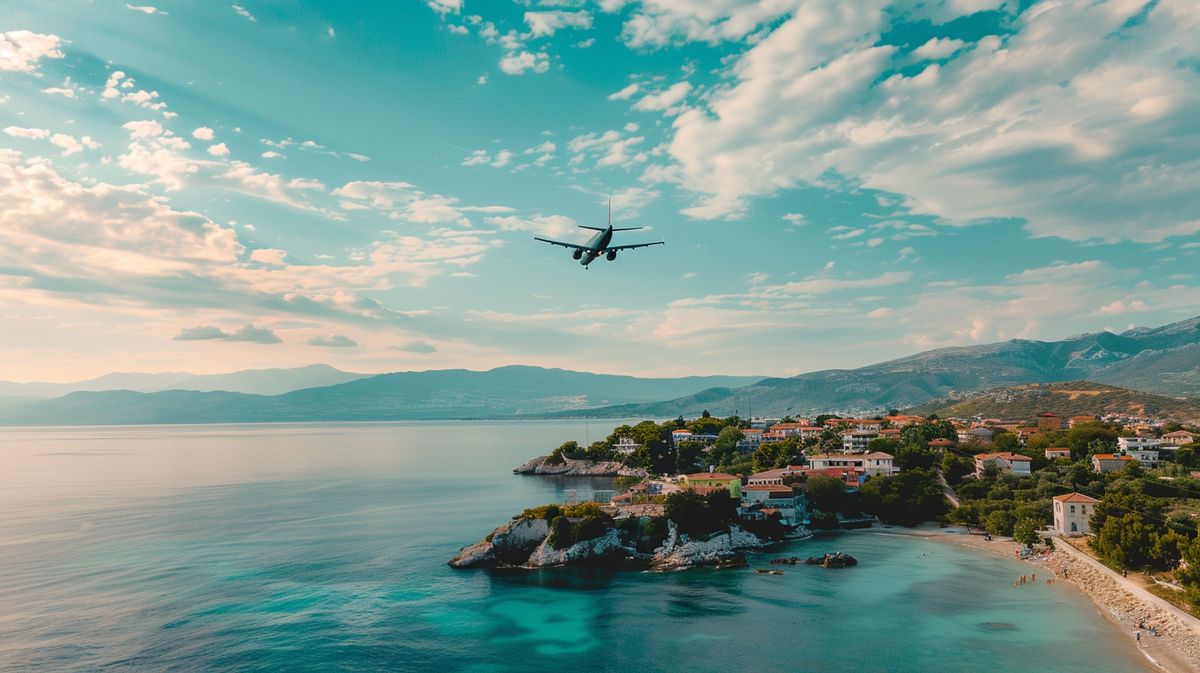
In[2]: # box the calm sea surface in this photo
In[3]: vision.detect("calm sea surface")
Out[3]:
[0,422,1153,672]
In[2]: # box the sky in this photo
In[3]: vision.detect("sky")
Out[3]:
[1,0,1199,383]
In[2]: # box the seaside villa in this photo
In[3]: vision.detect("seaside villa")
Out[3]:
[683,472,742,498]
[973,452,1032,478]
[1052,492,1100,536]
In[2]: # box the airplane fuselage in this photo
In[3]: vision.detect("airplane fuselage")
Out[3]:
[579,226,613,266]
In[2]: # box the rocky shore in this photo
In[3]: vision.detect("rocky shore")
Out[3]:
[449,515,801,571]
[512,455,648,478]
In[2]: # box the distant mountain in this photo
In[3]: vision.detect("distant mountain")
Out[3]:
[904,381,1200,424]
[0,364,367,397]
[557,315,1200,418]
[0,366,764,426]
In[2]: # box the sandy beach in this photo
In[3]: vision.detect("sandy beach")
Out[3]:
[885,526,1200,673]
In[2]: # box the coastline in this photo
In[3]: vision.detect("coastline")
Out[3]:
[881,525,1200,673]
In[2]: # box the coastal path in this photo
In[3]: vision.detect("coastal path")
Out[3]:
[1055,537,1200,636]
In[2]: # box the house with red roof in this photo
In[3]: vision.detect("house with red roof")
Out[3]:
[974,452,1032,478]
[1052,492,1100,535]
[1091,453,1135,474]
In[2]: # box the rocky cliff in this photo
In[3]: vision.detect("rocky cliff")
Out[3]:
[512,455,648,478]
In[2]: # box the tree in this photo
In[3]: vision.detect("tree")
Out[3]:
[805,476,846,513]
[993,433,1021,453]
[676,441,706,474]
[860,469,946,526]
[985,509,1016,537]
[1013,518,1041,547]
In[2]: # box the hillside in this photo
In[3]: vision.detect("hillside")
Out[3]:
[565,315,1200,418]
[904,381,1200,423]
[0,366,763,426]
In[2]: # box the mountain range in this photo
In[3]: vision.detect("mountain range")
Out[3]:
[0,315,1196,426]
[0,364,367,398]
[0,367,763,426]
[561,315,1200,418]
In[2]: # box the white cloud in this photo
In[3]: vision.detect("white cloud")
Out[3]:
[207,142,230,157]
[487,213,577,238]
[250,248,288,265]
[609,83,640,101]
[231,3,256,21]
[524,10,593,37]
[499,50,549,75]
[913,37,965,60]
[192,127,215,141]
[663,0,1200,242]
[126,4,167,15]
[308,334,358,348]
[632,81,692,113]
[121,119,165,138]
[427,0,462,14]
[0,31,64,73]
[49,133,99,156]
[103,70,168,113]
[3,126,50,140]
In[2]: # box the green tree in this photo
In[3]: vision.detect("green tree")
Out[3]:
[993,433,1021,453]
[860,468,946,526]
[675,441,706,474]
[804,476,846,513]
[1013,518,1041,547]
[985,509,1016,537]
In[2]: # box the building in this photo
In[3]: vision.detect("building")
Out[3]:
[841,430,877,453]
[1091,453,1135,473]
[747,466,805,485]
[740,484,806,525]
[795,466,866,490]
[1163,431,1196,446]
[974,452,1033,477]
[1053,492,1100,536]
[737,428,766,451]
[958,426,994,444]
[886,414,926,427]
[1118,436,1163,452]
[1036,412,1061,432]
[1017,427,1041,444]
[860,452,898,477]
[1124,449,1160,468]
[1044,447,1072,461]
[769,423,823,440]
[612,437,641,454]
[683,472,742,498]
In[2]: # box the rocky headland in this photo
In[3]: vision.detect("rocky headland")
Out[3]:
[512,455,648,478]
[449,504,804,571]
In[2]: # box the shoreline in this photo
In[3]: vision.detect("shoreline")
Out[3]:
[882,525,1200,673]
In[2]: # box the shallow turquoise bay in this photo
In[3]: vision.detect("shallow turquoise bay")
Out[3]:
[0,422,1152,672]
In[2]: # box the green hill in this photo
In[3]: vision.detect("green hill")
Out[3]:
[904,381,1200,423]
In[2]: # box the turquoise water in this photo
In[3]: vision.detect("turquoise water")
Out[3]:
[0,422,1153,672]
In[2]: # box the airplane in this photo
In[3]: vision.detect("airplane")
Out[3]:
[533,200,664,268]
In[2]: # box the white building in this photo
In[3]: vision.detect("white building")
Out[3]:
[1118,436,1163,451]
[1052,492,1100,536]
[1123,448,1160,468]
[974,452,1032,478]
[860,452,898,477]
[841,430,877,453]
[612,437,641,454]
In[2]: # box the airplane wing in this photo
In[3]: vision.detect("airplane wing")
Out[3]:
[533,237,590,251]
[605,241,665,252]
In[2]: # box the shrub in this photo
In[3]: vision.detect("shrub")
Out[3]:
[548,515,573,550]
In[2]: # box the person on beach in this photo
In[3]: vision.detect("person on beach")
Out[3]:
[1135,630,1141,645]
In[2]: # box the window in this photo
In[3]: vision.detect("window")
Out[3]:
[1070,505,1075,513]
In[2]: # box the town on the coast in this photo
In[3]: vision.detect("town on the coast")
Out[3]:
[457,408,1200,614]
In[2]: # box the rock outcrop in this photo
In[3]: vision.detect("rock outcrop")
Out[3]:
[448,517,549,568]
[512,455,648,478]
[525,528,632,567]
[650,523,769,570]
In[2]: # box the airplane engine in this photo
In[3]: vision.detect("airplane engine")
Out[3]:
[606,251,617,261]
[572,249,583,260]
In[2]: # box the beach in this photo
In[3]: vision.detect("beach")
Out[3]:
[893,526,1200,673]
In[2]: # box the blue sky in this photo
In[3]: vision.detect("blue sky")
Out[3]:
[1,0,1198,381]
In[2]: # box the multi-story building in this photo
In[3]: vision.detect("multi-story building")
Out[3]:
[1052,492,1100,536]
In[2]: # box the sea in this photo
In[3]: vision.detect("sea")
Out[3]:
[0,421,1155,672]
